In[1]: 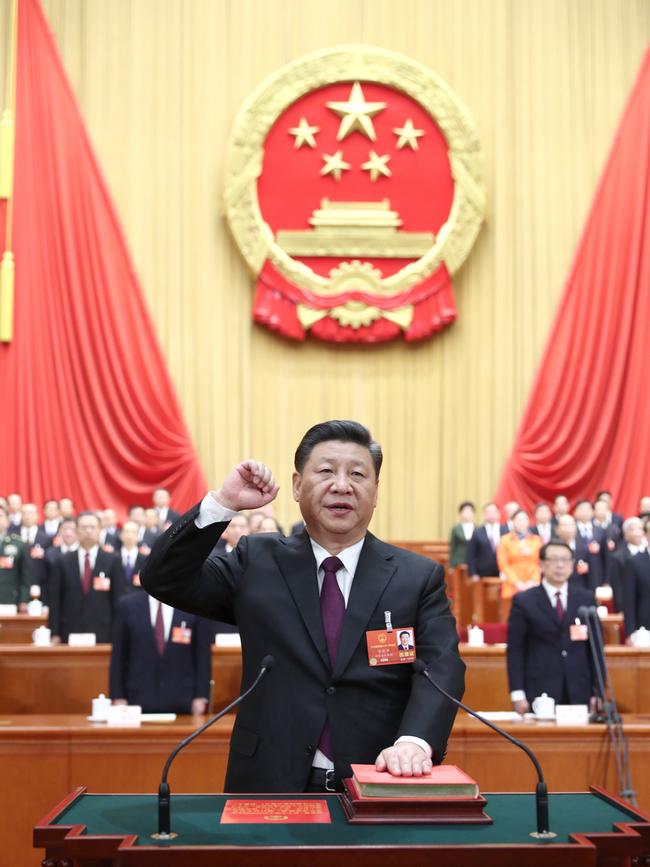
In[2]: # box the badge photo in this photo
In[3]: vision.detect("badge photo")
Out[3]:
[93,574,111,592]
[171,624,192,644]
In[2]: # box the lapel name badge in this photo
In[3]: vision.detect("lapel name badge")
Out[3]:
[367,626,416,666]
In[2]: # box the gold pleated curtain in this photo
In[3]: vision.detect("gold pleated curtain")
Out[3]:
[2,0,649,537]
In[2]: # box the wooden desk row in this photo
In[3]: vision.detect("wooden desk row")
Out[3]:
[3,712,649,867]
[1,643,649,716]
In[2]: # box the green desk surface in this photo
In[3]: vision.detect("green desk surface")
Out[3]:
[52,792,645,848]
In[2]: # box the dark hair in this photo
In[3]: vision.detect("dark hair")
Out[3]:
[540,541,574,561]
[596,490,612,499]
[553,494,568,504]
[399,630,411,638]
[459,501,475,513]
[294,420,383,476]
[43,499,59,507]
[534,502,550,511]
[76,510,101,526]
[128,504,145,513]
[574,499,592,510]
[511,509,528,521]
[60,518,76,528]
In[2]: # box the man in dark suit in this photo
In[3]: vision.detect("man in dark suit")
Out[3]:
[153,488,181,529]
[573,500,607,587]
[118,520,149,590]
[609,517,647,612]
[48,511,126,643]
[19,503,52,599]
[622,519,650,639]
[531,503,553,545]
[466,502,504,581]
[99,509,120,552]
[594,498,622,553]
[553,514,602,591]
[109,591,212,714]
[551,494,570,533]
[595,490,624,531]
[40,499,62,539]
[507,541,600,713]
[499,501,519,535]
[45,519,78,571]
[142,420,465,793]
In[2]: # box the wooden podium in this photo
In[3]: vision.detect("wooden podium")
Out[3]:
[35,785,650,867]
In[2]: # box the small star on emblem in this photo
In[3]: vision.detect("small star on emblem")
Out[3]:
[326,82,387,142]
[361,151,391,182]
[320,151,351,181]
[393,119,425,150]
[289,117,319,149]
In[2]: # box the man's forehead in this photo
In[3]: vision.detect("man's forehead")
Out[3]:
[307,441,372,463]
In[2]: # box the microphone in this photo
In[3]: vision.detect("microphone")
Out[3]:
[412,658,556,840]
[151,654,275,840]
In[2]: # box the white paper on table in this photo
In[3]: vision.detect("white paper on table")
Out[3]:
[68,633,97,646]
[215,633,241,647]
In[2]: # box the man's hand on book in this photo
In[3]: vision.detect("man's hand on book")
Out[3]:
[374,742,432,777]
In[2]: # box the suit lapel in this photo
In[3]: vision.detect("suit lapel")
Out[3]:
[274,532,330,670]
[333,533,396,678]
[534,584,561,630]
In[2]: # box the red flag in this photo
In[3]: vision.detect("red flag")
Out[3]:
[0,0,206,516]
[495,47,650,515]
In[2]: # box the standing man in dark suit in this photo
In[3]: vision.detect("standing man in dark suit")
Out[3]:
[45,518,78,570]
[40,499,62,539]
[19,503,52,600]
[109,591,212,714]
[609,517,647,612]
[595,490,624,531]
[623,520,650,640]
[466,502,504,581]
[153,488,181,530]
[574,500,607,586]
[141,420,465,793]
[551,494,570,533]
[531,503,553,545]
[507,541,600,713]
[118,520,149,590]
[48,511,126,643]
[99,509,120,552]
[554,514,601,591]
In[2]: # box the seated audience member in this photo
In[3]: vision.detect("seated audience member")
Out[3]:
[449,501,476,567]
[40,499,62,538]
[507,541,600,714]
[48,511,125,644]
[531,503,553,544]
[573,500,606,586]
[109,591,212,715]
[623,520,650,642]
[19,503,51,600]
[58,498,76,520]
[45,518,78,568]
[595,490,623,529]
[639,496,650,520]
[467,502,504,582]
[551,494,570,532]
[500,501,519,534]
[553,514,601,592]
[0,504,31,608]
[497,509,542,599]
[594,498,622,552]
[7,493,23,531]
[153,487,180,529]
[609,517,647,611]
[119,520,148,590]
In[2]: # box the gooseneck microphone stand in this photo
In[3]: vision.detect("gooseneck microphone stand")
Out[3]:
[578,605,636,805]
[413,659,556,840]
[152,655,275,840]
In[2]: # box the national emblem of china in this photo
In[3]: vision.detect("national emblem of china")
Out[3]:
[224,45,486,344]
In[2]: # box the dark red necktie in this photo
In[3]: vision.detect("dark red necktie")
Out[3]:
[317,556,345,760]
[555,590,564,622]
[82,552,91,595]
[154,602,165,656]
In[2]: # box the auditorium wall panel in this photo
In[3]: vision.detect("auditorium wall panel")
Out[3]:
[2,0,649,534]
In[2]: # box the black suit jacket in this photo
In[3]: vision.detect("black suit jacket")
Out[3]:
[48,549,126,642]
[507,584,599,705]
[466,525,505,577]
[623,550,650,635]
[23,528,52,598]
[141,505,465,793]
[608,545,633,612]
[109,591,212,712]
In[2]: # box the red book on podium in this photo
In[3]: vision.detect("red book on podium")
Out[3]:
[340,765,491,824]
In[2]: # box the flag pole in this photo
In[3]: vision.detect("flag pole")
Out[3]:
[0,0,18,341]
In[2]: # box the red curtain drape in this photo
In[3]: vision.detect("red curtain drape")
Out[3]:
[495,46,650,516]
[0,0,207,518]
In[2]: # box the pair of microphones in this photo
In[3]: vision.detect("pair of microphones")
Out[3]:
[153,654,555,840]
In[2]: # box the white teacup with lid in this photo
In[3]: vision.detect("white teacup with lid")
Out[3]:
[91,693,111,721]
[32,625,51,645]
[532,693,555,718]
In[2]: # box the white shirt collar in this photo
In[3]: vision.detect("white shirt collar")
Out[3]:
[309,536,365,578]
[542,578,568,607]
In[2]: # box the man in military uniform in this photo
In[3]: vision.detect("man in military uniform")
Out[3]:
[0,504,31,608]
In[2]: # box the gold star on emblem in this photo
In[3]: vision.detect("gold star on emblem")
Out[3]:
[393,118,425,150]
[361,151,391,182]
[289,117,319,149]
[320,151,351,181]
[326,82,387,142]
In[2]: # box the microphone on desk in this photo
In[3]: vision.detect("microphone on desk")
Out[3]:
[152,654,275,840]
[412,658,556,840]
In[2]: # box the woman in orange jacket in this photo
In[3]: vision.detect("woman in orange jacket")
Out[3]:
[497,509,542,599]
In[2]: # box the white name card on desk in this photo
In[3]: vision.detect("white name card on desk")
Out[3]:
[68,633,97,647]
[0,604,17,616]
[215,633,241,647]
[106,704,142,727]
